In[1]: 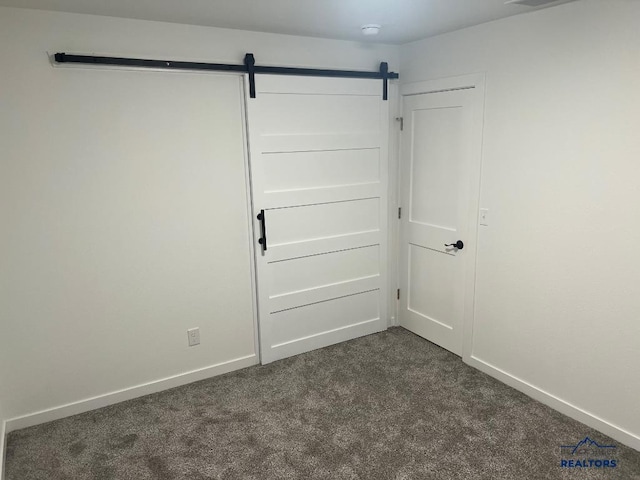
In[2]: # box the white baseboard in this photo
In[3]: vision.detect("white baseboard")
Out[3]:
[466,354,640,452]
[0,419,7,480]
[5,354,258,433]
[1,419,6,480]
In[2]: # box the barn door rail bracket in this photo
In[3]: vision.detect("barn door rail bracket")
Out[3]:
[53,52,398,100]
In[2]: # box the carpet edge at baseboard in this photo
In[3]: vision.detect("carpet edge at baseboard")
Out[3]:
[5,354,258,434]
[466,354,640,453]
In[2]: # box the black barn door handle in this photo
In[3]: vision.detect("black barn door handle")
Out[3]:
[257,209,267,252]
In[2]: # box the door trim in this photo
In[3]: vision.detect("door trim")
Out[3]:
[399,73,486,361]
[401,73,485,96]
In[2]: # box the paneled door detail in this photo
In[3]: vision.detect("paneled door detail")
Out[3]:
[246,75,389,364]
[399,87,481,356]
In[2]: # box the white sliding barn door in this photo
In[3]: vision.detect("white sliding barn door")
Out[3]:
[246,75,389,364]
[399,80,483,357]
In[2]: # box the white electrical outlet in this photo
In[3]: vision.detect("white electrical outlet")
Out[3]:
[479,208,489,226]
[187,328,200,347]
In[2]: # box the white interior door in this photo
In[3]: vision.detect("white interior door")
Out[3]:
[246,75,389,364]
[399,86,482,356]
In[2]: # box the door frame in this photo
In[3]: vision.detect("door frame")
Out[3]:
[398,73,486,360]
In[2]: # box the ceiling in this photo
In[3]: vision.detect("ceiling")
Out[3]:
[0,0,577,44]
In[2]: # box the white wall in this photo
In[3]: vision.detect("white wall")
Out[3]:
[0,6,399,430]
[400,0,640,449]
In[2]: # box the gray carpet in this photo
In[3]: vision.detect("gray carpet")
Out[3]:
[5,327,640,479]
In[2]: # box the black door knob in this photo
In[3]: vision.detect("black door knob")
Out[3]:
[444,240,464,250]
